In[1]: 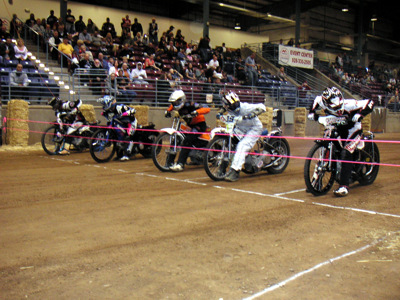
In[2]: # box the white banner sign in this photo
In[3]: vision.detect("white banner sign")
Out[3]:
[278,45,314,69]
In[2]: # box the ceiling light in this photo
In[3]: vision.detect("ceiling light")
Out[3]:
[371,15,377,22]
[234,23,241,30]
[342,8,349,12]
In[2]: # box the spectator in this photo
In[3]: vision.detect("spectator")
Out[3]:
[104,32,116,56]
[198,35,211,63]
[172,59,184,77]
[79,52,94,86]
[185,62,196,80]
[235,57,246,83]
[25,13,36,30]
[32,19,45,37]
[148,18,158,45]
[117,70,137,102]
[117,43,133,59]
[206,54,219,78]
[14,38,29,61]
[278,66,287,82]
[78,28,92,45]
[144,53,161,71]
[298,80,311,99]
[90,58,107,95]
[97,52,109,71]
[101,17,116,38]
[10,14,22,39]
[0,37,16,60]
[133,32,144,47]
[92,31,104,48]
[86,19,99,34]
[58,37,75,72]
[108,58,119,76]
[10,63,30,100]
[167,67,183,83]
[48,30,62,60]
[75,15,86,33]
[0,24,11,40]
[195,64,207,82]
[65,9,76,33]
[245,52,258,86]
[130,62,148,84]
[47,10,58,29]
[120,62,131,79]
[131,18,143,38]
[123,32,135,46]
[121,15,131,39]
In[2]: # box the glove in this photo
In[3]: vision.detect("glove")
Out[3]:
[243,113,256,120]
[191,110,198,117]
[165,110,171,118]
[352,113,363,122]
[308,113,315,121]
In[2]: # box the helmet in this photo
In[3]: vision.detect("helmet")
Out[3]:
[222,92,240,111]
[97,95,115,111]
[168,90,186,110]
[48,97,62,110]
[321,87,344,115]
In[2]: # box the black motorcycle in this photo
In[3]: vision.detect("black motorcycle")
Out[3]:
[89,115,158,163]
[41,114,98,155]
[304,115,380,196]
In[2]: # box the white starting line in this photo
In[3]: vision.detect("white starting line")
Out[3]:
[42,155,400,298]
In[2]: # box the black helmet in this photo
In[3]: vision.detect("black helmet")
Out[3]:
[321,87,344,115]
[221,91,240,111]
[48,97,62,110]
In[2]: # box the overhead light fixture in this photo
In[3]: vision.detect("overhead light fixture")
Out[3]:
[342,7,349,12]
[234,23,241,30]
[218,2,250,13]
[371,15,377,22]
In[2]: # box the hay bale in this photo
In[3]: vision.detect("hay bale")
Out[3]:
[80,104,97,123]
[362,114,372,132]
[131,105,149,125]
[6,100,29,146]
[258,107,274,132]
[294,107,307,137]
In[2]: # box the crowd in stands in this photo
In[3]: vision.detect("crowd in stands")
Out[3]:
[321,52,400,108]
[1,10,400,108]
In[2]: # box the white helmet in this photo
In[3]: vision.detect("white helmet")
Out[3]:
[168,90,186,110]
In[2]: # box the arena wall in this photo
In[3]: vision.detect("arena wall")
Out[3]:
[0,105,395,146]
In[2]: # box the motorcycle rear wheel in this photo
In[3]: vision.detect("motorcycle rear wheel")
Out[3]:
[41,125,63,155]
[304,143,336,196]
[152,132,184,172]
[89,128,117,163]
[203,136,231,181]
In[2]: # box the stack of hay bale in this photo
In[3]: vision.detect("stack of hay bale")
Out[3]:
[6,100,29,146]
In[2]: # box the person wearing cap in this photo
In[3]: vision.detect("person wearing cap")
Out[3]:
[130,61,148,84]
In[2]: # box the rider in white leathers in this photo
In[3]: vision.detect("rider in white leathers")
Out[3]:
[220,91,266,182]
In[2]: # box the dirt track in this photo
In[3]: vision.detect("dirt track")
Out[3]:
[1,134,400,299]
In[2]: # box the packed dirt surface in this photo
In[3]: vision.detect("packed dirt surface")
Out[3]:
[1,133,400,299]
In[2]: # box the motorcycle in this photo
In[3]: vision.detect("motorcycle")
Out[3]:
[41,113,98,155]
[203,110,290,181]
[151,112,211,172]
[89,115,158,163]
[304,115,380,196]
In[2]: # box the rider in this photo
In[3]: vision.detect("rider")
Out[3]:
[48,97,85,155]
[308,86,375,197]
[97,95,137,161]
[165,89,210,172]
[220,91,266,182]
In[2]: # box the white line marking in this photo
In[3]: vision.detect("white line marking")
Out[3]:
[274,188,306,196]
[242,232,392,300]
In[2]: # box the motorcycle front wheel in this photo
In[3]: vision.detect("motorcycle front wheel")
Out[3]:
[203,136,231,181]
[304,143,336,196]
[266,138,291,174]
[41,125,63,155]
[152,132,184,172]
[89,128,117,163]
